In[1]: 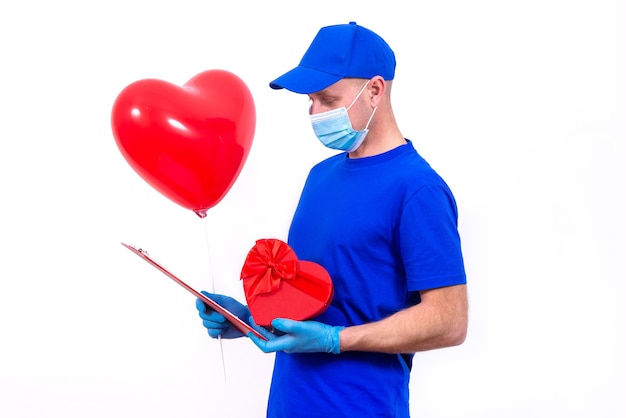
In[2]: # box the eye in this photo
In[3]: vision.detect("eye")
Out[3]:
[320,96,336,106]
[308,94,336,114]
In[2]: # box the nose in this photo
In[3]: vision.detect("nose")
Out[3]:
[309,102,320,115]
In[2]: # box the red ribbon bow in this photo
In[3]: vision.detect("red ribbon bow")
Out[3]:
[240,239,298,304]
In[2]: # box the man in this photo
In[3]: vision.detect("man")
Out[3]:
[196,21,468,417]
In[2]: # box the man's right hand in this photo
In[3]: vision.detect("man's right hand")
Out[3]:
[195,292,251,339]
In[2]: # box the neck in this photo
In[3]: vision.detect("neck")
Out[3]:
[348,129,406,158]
[348,107,406,158]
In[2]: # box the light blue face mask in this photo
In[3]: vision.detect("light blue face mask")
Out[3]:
[310,81,377,152]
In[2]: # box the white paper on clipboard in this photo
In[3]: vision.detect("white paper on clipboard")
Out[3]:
[121,242,267,340]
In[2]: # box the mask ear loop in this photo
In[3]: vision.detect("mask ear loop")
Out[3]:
[364,106,377,130]
[346,80,371,111]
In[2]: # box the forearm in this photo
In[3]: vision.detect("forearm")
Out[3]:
[339,284,468,354]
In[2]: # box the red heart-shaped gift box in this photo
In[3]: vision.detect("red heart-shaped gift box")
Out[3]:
[240,239,334,327]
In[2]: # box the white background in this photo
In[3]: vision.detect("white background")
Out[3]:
[1,1,623,417]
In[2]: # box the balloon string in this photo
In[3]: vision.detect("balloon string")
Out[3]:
[202,217,227,382]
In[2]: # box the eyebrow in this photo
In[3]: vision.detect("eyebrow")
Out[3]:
[309,89,329,98]
[309,86,340,99]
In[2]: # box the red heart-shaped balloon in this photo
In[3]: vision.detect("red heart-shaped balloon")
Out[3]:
[111,70,256,217]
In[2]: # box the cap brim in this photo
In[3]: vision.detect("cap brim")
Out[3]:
[269,66,343,94]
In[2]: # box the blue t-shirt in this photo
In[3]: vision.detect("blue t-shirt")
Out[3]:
[266,140,466,418]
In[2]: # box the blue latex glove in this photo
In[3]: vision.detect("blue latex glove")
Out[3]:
[248,317,344,354]
[195,291,251,339]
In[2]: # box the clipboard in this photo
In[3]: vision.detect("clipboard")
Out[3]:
[121,242,267,340]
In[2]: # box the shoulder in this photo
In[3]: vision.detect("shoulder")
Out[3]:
[390,142,451,191]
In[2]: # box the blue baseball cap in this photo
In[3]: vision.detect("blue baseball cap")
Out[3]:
[269,22,396,94]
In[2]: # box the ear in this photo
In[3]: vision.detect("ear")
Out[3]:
[368,76,386,107]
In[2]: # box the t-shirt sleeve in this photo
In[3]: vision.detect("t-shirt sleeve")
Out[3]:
[399,183,467,291]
